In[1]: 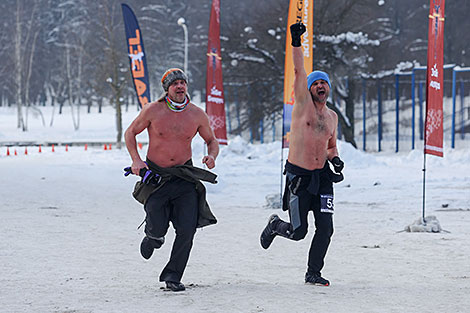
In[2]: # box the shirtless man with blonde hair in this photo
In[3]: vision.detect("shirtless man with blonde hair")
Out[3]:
[260,23,344,286]
[125,68,219,292]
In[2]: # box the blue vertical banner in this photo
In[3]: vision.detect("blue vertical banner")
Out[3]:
[121,4,150,108]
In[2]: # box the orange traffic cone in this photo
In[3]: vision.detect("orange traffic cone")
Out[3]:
[104,144,108,150]
[14,149,17,156]
[84,144,88,151]
[109,143,112,150]
[25,147,28,155]
[52,144,55,152]
[39,145,42,153]
[65,144,69,152]
[7,147,10,156]
[138,143,143,150]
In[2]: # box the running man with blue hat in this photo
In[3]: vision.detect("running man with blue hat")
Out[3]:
[260,22,345,287]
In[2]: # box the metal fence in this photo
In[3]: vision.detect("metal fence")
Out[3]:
[355,65,470,152]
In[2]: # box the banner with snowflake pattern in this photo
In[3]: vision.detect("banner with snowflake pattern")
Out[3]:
[205,0,227,145]
[424,0,445,157]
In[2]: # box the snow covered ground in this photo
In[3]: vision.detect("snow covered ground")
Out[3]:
[1,106,469,313]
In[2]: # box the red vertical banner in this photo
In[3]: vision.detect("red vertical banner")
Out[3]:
[424,0,445,157]
[206,0,227,145]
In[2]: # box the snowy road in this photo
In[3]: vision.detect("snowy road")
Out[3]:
[1,140,469,313]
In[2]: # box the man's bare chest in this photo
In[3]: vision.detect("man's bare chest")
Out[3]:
[302,112,334,138]
[150,113,198,140]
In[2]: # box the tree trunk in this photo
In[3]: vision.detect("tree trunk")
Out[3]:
[23,28,40,130]
[115,93,122,149]
[329,77,357,148]
[76,47,84,129]
[65,43,79,130]
[15,0,25,131]
[327,101,357,148]
[344,79,357,148]
[50,103,56,127]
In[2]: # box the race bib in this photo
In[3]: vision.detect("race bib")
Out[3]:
[320,194,334,214]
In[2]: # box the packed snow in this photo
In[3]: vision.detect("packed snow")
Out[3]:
[1,105,469,313]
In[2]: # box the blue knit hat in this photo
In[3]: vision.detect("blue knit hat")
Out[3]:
[307,71,331,90]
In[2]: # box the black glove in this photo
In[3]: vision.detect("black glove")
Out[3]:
[331,156,344,173]
[290,22,306,47]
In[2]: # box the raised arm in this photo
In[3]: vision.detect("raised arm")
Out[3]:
[124,105,151,174]
[291,23,309,107]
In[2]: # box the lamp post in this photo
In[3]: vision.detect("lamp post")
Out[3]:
[177,17,188,74]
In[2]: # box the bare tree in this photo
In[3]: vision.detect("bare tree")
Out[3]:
[93,0,129,148]
[46,0,93,130]
[0,0,469,144]
[13,0,42,131]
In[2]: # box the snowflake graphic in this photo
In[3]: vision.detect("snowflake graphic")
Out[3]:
[209,115,225,130]
[425,109,442,141]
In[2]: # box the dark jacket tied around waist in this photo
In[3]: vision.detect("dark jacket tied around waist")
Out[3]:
[132,158,218,228]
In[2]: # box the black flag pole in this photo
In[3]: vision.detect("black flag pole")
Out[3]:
[421,150,427,225]
[280,146,284,206]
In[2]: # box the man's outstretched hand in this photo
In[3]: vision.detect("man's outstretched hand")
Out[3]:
[290,22,306,47]
[202,155,216,169]
[123,166,161,185]
[331,156,344,173]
